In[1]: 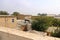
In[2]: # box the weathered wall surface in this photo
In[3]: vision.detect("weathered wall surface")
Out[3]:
[0,31,33,40]
[0,27,60,40]
[0,16,17,28]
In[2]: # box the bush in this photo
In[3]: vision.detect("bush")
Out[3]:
[52,19,60,27]
[32,20,48,31]
[32,16,54,32]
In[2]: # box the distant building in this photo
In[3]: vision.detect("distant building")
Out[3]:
[31,16,39,20]
[17,14,32,20]
[54,15,60,19]
[47,14,56,17]
[0,15,17,28]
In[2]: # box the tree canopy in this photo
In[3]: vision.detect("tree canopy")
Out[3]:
[0,11,9,15]
[38,13,47,16]
[11,12,20,16]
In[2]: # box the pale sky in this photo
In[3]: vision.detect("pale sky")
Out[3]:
[0,0,60,15]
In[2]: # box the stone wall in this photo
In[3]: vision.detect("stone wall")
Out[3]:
[0,31,32,40]
[0,27,60,40]
[0,16,17,28]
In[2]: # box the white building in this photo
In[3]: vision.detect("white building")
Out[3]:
[47,14,56,17]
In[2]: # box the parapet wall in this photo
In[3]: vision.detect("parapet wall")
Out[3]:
[0,27,60,40]
[0,31,32,40]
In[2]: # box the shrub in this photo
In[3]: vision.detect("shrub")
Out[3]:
[52,19,60,27]
[32,16,54,32]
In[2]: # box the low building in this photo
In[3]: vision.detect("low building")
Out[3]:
[47,14,56,17]
[54,15,60,19]
[17,14,32,20]
[0,15,17,28]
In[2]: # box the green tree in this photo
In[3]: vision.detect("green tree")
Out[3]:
[38,13,41,16]
[41,13,47,16]
[11,12,20,16]
[38,13,47,16]
[0,11,9,15]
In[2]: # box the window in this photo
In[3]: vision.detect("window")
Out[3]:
[12,19,14,22]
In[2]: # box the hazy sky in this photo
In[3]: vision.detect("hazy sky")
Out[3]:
[0,0,60,15]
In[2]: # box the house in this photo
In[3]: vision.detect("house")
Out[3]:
[0,15,17,28]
